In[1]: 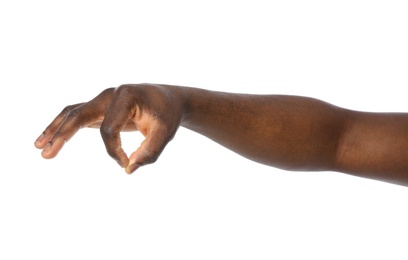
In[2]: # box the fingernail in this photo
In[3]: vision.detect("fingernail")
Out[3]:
[42,143,51,154]
[35,133,45,144]
[125,163,140,174]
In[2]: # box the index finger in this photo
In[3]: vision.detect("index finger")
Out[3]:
[99,95,136,168]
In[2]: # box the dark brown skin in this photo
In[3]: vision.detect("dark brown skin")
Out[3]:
[34,84,408,186]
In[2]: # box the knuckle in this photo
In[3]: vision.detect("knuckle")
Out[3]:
[142,149,159,165]
[99,124,115,139]
[99,87,115,96]
[115,84,135,96]
[66,108,82,122]
[60,104,77,116]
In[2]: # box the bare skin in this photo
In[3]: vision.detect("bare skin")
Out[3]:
[34,84,408,186]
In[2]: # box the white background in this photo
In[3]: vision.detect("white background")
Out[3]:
[1,0,408,259]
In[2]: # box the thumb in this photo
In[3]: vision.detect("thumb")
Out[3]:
[125,127,172,174]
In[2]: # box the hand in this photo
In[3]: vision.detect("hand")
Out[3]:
[34,84,184,173]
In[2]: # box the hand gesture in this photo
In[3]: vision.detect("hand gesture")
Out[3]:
[35,84,184,173]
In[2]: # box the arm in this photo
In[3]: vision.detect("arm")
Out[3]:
[34,84,408,186]
[181,87,408,186]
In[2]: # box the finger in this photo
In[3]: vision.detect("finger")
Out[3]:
[41,103,101,159]
[35,103,83,149]
[125,125,173,174]
[100,97,135,168]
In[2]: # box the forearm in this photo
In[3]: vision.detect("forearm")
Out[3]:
[176,85,408,186]
[335,111,408,186]
[178,86,348,171]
